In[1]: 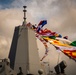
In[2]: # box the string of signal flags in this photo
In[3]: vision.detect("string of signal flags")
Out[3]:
[26,20,76,62]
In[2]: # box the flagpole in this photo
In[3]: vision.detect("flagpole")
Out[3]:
[57,51,61,74]
[57,52,60,65]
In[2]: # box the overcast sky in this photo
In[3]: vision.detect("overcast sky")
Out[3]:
[0,0,76,75]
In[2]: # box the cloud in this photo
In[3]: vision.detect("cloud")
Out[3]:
[0,5,2,9]
[0,36,10,58]
[0,0,76,75]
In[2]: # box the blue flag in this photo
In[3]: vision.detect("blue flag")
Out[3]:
[37,20,47,32]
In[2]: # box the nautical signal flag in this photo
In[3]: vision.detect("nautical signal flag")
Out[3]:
[38,20,47,26]
[53,44,76,59]
[70,41,76,46]
[37,20,47,32]
[63,50,76,58]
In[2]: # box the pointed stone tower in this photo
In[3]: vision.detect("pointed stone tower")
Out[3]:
[8,6,43,75]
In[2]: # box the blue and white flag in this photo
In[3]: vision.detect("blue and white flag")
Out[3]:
[37,20,47,32]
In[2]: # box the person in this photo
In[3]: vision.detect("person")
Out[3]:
[17,67,23,75]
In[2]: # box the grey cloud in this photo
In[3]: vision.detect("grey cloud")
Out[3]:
[11,0,32,8]
[0,5,2,9]
[0,36,10,58]
[0,0,76,75]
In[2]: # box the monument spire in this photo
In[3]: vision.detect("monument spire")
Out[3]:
[23,6,27,25]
